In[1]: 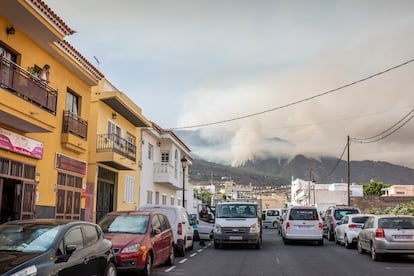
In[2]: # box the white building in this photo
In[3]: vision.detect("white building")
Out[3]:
[139,122,194,211]
[291,178,363,208]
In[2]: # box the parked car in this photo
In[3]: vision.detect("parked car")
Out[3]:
[0,219,117,276]
[357,215,414,261]
[334,214,372,248]
[99,210,175,276]
[140,205,194,256]
[282,206,323,245]
[322,205,360,241]
[262,208,281,229]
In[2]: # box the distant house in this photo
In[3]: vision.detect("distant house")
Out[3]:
[382,185,414,196]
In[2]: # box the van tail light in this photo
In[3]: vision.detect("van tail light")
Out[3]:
[348,224,357,229]
[329,216,334,228]
[375,228,385,238]
[318,222,323,230]
[177,223,183,235]
[286,222,290,230]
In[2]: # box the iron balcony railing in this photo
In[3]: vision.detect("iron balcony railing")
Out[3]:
[62,111,88,139]
[0,56,57,114]
[97,133,136,162]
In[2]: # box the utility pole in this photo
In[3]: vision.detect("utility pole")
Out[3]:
[347,135,350,206]
[308,168,312,205]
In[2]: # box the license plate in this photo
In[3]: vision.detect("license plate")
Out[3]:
[394,235,413,240]
[297,225,311,229]
[229,236,243,240]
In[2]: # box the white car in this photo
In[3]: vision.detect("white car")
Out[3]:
[334,214,372,248]
[282,206,323,245]
[140,205,194,256]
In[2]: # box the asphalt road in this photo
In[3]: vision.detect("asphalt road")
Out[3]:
[148,228,413,276]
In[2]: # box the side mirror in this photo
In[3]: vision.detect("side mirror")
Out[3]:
[66,245,76,255]
[151,228,161,236]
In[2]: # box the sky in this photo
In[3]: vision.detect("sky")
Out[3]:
[44,0,414,169]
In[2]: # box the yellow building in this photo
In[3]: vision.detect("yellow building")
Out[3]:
[0,0,150,223]
[87,79,150,223]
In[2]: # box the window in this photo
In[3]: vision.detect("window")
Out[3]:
[124,175,134,203]
[64,227,84,251]
[174,150,178,179]
[108,120,123,146]
[151,214,161,230]
[66,90,79,115]
[162,195,167,205]
[83,225,99,247]
[148,143,154,160]
[146,191,153,204]
[161,151,169,163]
[125,132,135,153]
[170,197,175,206]
[155,191,160,205]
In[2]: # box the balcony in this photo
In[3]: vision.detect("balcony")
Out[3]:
[96,133,137,170]
[153,162,182,190]
[0,56,57,115]
[61,111,88,153]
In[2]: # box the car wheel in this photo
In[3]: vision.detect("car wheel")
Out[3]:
[284,238,290,245]
[273,222,277,229]
[327,230,334,241]
[255,236,262,249]
[188,239,194,251]
[165,245,175,266]
[104,262,117,276]
[142,254,152,276]
[344,235,351,249]
[177,244,185,257]
[370,243,382,261]
[214,241,221,249]
[357,239,365,254]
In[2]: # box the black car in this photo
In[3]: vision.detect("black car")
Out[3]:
[0,219,117,276]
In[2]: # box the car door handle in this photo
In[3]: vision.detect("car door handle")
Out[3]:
[83,257,90,264]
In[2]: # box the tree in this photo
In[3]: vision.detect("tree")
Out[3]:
[362,180,391,196]
[194,190,212,204]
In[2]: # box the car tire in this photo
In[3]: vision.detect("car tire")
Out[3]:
[165,245,175,266]
[214,241,221,249]
[327,230,334,241]
[344,235,351,249]
[177,244,185,257]
[370,243,382,261]
[255,236,262,249]
[142,254,152,276]
[357,239,365,254]
[188,240,194,251]
[104,262,117,276]
[284,238,290,245]
[334,233,340,244]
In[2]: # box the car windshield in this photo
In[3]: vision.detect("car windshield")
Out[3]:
[0,224,60,253]
[334,209,359,220]
[289,209,318,220]
[378,217,414,229]
[216,204,257,218]
[99,214,149,234]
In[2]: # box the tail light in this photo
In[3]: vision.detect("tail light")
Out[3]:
[375,228,385,238]
[177,222,182,235]
[286,222,290,230]
[318,222,323,230]
[348,224,357,229]
[329,216,334,228]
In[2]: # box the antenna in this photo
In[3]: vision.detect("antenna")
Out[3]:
[93,56,100,68]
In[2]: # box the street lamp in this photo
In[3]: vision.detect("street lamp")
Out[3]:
[181,155,188,208]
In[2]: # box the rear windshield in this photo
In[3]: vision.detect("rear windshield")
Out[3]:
[334,209,359,220]
[289,209,318,220]
[378,217,414,229]
[351,216,370,224]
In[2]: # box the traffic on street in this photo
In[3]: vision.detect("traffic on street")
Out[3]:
[149,228,414,276]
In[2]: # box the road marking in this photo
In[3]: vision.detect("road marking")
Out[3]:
[179,258,188,264]
[165,266,176,272]
[190,253,197,257]
[197,249,203,252]
[276,257,280,264]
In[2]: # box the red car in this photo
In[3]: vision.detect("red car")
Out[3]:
[99,211,175,276]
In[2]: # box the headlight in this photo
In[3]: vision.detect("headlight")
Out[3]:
[214,224,222,233]
[11,265,37,276]
[121,243,140,253]
[250,223,259,233]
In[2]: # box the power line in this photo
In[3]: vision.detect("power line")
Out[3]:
[351,109,414,144]
[328,143,348,176]
[171,57,414,130]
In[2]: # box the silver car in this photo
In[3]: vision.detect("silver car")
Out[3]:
[357,215,414,261]
[334,214,372,248]
[282,206,323,245]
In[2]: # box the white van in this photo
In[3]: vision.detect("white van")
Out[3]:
[140,205,194,256]
[262,208,281,228]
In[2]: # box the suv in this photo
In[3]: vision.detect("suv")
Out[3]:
[140,205,194,256]
[323,205,360,241]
